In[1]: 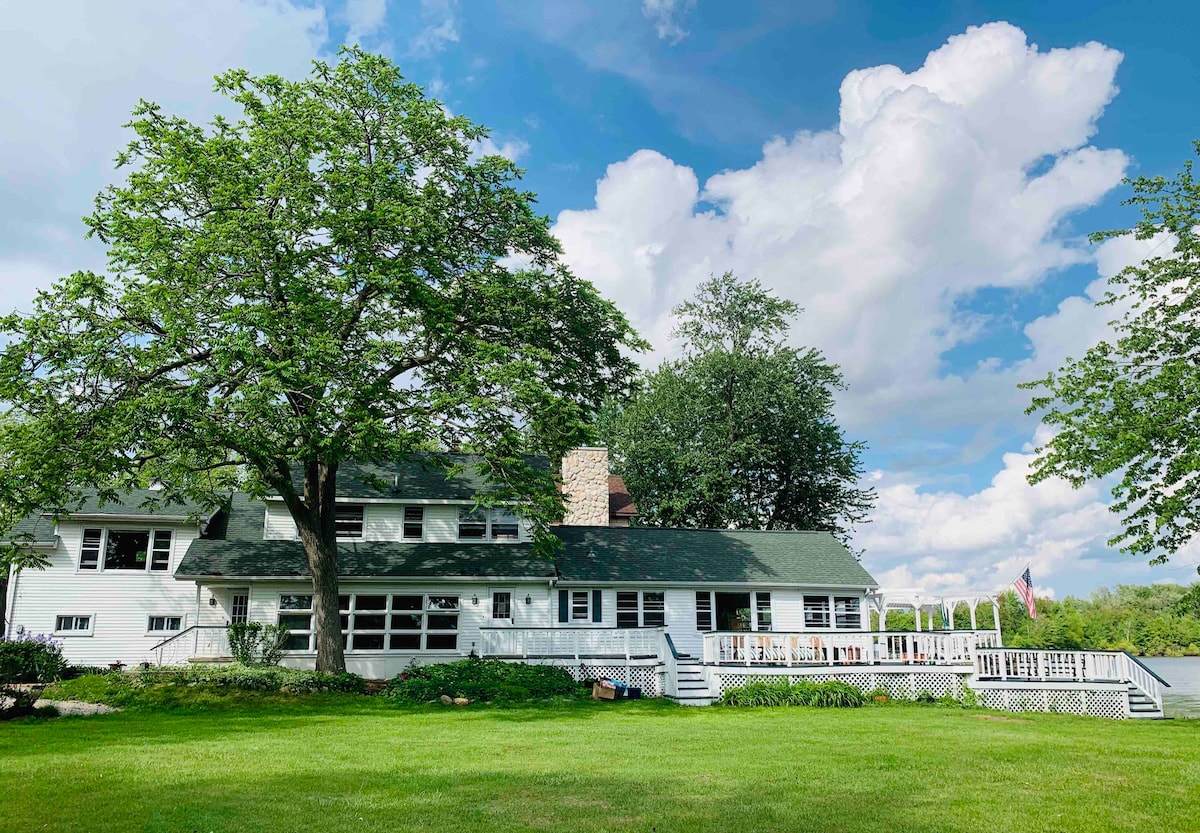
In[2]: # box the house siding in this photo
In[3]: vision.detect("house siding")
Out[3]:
[6,519,202,666]
[262,502,533,543]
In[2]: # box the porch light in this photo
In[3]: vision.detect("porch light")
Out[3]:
[208,597,216,606]
[525,595,532,605]
[472,594,479,605]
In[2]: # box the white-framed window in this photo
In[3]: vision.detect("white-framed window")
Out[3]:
[804,595,831,629]
[335,505,365,539]
[755,592,772,631]
[695,591,713,631]
[147,615,183,634]
[78,528,175,573]
[616,591,666,628]
[54,615,93,635]
[491,590,513,622]
[834,596,862,630]
[570,590,591,622]
[402,506,424,540]
[277,592,459,652]
[457,507,522,542]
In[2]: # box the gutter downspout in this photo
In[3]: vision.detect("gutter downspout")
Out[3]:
[4,563,18,639]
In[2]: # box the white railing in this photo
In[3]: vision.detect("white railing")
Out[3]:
[480,628,663,661]
[973,648,1168,710]
[149,626,230,666]
[701,631,982,667]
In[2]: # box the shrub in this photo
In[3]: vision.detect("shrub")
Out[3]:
[721,679,867,708]
[133,664,367,694]
[0,633,68,717]
[227,622,290,666]
[383,658,580,703]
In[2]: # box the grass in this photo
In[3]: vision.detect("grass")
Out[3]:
[2,693,1198,833]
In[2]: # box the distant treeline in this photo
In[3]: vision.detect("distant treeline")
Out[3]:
[876,582,1200,657]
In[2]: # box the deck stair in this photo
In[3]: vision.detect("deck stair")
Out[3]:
[1126,683,1165,719]
[668,655,714,706]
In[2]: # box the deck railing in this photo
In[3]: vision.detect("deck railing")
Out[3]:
[149,625,230,666]
[973,648,1168,709]
[480,627,663,661]
[701,631,985,667]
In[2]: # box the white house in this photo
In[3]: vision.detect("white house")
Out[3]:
[1,448,1168,719]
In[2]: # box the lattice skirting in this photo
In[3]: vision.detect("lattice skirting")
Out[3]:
[710,670,963,701]
[976,687,1127,719]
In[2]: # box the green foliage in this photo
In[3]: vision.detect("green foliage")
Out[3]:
[0,634,67,685]
[1024,140,1200,561]
[721,679,868,708]
[0,47,642,673]
[227,622,290,666]
[44,665,366,707]
[599,273,873,543]
[996,582,1200,655]
[382,658,581,702]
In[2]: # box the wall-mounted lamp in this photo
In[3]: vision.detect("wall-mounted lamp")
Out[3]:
[208,597,217,607]
[472,594,479,605]
[525,594,532,605]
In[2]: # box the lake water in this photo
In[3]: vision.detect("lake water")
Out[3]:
[1139,656,1200,718]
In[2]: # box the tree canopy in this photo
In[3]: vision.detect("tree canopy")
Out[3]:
[599,272,874,542]
[1024,141,1200,566]
[0,48,642,671]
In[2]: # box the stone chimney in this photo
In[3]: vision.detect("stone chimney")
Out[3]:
[561,447,611,526]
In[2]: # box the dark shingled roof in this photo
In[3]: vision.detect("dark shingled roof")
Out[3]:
[553,526,877,587]
[3,489,213,545]
[179,492,876,587]
[304,455,550,500]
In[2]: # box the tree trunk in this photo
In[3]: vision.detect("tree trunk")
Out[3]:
[301,529,346,674]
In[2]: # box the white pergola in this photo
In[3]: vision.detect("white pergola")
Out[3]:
[870,588,1002,641]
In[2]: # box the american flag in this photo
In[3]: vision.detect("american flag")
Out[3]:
[1014,567,1037,619]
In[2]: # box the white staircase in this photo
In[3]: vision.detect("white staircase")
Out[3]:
[1126,683,1165,719]
[667,655,714,706]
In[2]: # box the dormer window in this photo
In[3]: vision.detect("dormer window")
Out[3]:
[457,507,522,542]
[78,528,173,572]
[335,505,365,539]
[402,506,424,540]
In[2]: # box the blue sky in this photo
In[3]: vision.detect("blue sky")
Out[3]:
[3,0,1198,597]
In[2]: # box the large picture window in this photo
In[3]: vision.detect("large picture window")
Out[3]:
[278,593,459,652]
[79,528,174,573]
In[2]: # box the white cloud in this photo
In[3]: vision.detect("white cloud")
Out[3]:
[476,135,531,163]
[409,0,459,57]
[0,0,328,303]
[642,0,694,45]
[344,0,388,44]
[552,23,1127,435]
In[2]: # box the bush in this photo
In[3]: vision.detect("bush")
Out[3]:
[382,658,581,703]
[227,622,290,666]
[0,633,68,685]
[721,679,868,708]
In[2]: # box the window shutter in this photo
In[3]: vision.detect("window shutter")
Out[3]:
[592,590,602,623]
[558,590,568,623]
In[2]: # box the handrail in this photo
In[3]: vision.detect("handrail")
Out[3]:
[1121,651,1171,687]
[664,632,681,661]
[148,625,200,655]
[148,625,229,666]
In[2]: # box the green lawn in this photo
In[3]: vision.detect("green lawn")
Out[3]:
[2,697,1197,833]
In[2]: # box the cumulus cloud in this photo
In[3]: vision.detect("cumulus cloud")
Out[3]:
[344,0,388,44]
[409,0,460,57]
[552,23,1127,434]
[642,0,694,44]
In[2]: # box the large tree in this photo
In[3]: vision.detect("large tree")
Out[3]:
[599,273,874,542]
[1024,141,1200,567]
[0,49,641,672]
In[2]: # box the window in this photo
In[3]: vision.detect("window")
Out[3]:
[490,510,519,541]
[755,592,772,631]
[834,596,862,630]
[804,595,831,629]
[79,528,102,570]
[402,506,424,540]
[457,507,522,542]
[616,592,640,628]
[335,505,365,539]
[491,591,512,621]
[279,593,459,653]
[78,528,176,572]
[104,530,150,570]
[695,592,713,631]
[570,590,591,622]
[458,509,487,540]
[147,615,182,633]
[617,591,665,627]
[55,615,92,634]
[150,531,173,571]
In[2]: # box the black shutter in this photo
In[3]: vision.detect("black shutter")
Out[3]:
[558,589,568,623]
[592,589,603,623]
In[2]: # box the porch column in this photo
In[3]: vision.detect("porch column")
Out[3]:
[969,602,978,631]
[992,602,1002,646]
[914,605,922,632]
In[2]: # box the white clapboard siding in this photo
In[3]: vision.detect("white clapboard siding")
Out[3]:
[7,520,202,666]
[263,502,299,540]
[665,589,702,657]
